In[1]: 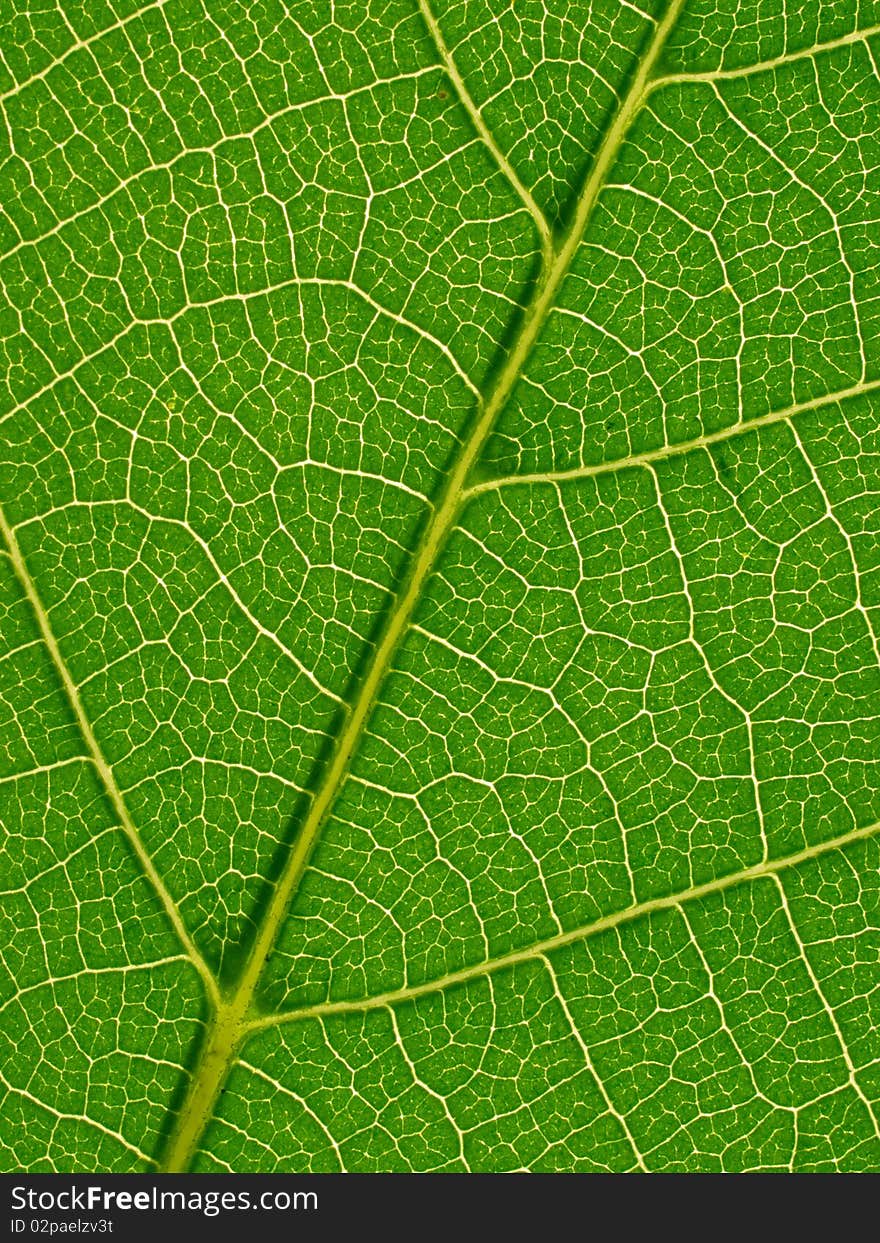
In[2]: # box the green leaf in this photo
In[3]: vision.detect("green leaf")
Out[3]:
[2,0,880,1172]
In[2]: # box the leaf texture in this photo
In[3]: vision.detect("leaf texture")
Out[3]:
[2,0,880,1172]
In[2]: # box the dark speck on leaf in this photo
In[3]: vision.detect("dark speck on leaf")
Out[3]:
[715,445,735,479]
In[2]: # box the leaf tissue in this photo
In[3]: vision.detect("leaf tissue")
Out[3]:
[1,0,880,1173]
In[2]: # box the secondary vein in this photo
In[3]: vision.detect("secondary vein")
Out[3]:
[648,21,880,91]
[416,0,553,262]
[0,504,220,1007]
[245,815,880,1031]
[464,377,880,496]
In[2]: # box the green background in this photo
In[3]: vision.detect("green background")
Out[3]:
[1,0,880,1170]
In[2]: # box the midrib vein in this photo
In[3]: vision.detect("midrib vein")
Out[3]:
[0,504,219,1007]
[246,815,880,1030]
[158,0,688,1172]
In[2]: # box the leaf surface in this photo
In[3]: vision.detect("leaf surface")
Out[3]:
[2,0,880,1172]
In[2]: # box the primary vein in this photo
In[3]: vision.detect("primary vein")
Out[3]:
[158,0,689,1173]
